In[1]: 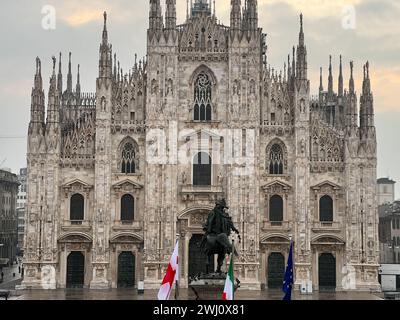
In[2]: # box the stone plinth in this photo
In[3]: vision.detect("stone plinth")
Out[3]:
[189,273,240,300]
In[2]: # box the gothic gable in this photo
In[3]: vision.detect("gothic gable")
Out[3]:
[112,179,143,191]
[311,180,341,191]
[261,180,291,194]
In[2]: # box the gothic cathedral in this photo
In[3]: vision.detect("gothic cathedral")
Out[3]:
[23,0,380,291]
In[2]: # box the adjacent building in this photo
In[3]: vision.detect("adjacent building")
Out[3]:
[377,177,396,206]
[0,169,19,267]
[22,0,380,291]
[17,168,27,254]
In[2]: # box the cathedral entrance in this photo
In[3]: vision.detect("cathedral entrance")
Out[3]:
[267,252,285,289]
[188,234,214,279]
[117,251,135,288]
[318,253,336,290]
[66,251,85,288]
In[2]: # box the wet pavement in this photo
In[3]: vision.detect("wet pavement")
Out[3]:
[9,288,384,300]
[0,262,22,290]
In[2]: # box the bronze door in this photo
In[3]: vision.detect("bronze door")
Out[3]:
[319,253,336,290]
[118,251,135,288]
[267,252,285,289]
[66,251,85,288]
[189,234,214,278]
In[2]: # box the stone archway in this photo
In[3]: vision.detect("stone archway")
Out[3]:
[177,206,213,288]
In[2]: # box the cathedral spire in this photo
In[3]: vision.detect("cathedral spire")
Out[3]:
[34,56,42,91]
[360,61,374,128]
[338,55,343,96]
[292,46,296,79]
[99,12,113,79]
[29,57,45,129]
[47,56,60,126]
[296,13,307,80]
[149,0,163,30]
[76,64,81,97]
[67,52,73,93]
[299,13,304,46]
[102,11,108,45]
[349,60,355,94]
[191,0,212,17]
[245,0,258,31]
[57,52,63,93]
[319,67,323,93]
[328,55,333,95]
[165,0,176,30]
[346,61,358,128]
[49,56,57,94]
[231,0,242,30]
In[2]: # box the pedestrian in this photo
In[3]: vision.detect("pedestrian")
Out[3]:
[19,266,21,273]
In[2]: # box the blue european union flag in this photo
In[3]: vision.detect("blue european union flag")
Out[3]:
[282,241,294,301]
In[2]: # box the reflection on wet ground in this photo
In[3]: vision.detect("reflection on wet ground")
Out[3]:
[10,289,383,300]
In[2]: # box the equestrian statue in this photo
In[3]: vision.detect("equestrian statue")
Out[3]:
[200,199,241,274]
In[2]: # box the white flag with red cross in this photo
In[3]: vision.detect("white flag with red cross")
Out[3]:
[157,240,179,300]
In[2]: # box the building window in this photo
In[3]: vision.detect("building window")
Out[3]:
[70,194,84,221]
[121,194,134,221]
[193,152,211,186]
[121,141,138,174]
[268,144,284,175]
[194,72,212,121]
[269,195,283,222]
[320,195,333,222]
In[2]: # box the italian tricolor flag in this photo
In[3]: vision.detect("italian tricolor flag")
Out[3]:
[222,254,234,300]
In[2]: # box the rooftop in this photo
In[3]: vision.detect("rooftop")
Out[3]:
[378,177,396,184]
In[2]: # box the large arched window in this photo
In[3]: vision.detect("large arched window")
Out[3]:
[269,195,283,222]
[320,195,333,222]
[121,140,138,174]
[269,144,284,175]
[193,152,211,186]
[194,72,212,121]
[121,194,134,221]
[70,194,84,221]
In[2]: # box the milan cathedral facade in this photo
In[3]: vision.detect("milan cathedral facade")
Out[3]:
[22,0,380,291]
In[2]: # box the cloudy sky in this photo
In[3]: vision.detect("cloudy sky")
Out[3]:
[0,0,399,198]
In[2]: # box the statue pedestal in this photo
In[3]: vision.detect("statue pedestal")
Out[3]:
[189,273,240,300]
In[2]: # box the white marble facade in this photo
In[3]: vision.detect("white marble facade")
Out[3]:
[22,1,380,291]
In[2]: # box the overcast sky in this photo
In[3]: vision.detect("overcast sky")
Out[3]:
[0,0,399,198]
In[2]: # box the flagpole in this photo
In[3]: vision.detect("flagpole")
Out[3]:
[232,238,235,301]
[175,233,180,300]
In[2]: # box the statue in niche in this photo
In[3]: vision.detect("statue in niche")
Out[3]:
[181,171,187,185]
[101,97,106,112]
[166,79,173,97]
